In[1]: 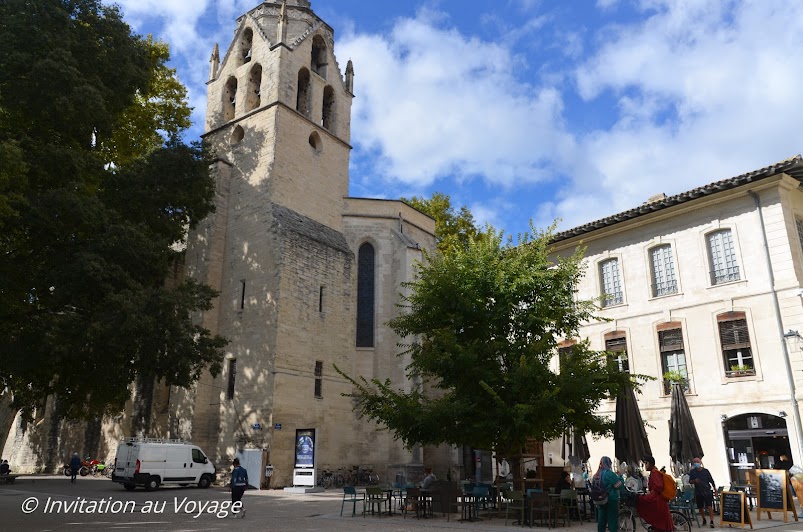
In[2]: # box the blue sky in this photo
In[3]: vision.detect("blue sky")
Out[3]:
[115,0,803,238]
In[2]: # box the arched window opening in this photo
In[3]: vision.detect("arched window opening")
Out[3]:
[707,229,740,284]
[356,243,375,347]
[231,125,244,144]
[240,28,253,66]
[649,244,677,297]
[322,85,335,131]
[308,131,321,152]
[245,63,262,112]
[223,76,238,121]
[296,68,311,118]
[311,35,327,78]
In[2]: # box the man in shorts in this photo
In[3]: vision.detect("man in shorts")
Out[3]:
[688,457,716,528]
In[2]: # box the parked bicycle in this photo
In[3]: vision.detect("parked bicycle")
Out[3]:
[317,469,335,489]
[617,491,691,532]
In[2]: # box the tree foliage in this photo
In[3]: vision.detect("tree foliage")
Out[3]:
[0,0,227,421]
[402,193,482,254]
[336,223,641,469]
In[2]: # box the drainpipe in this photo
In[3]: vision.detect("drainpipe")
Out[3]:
[747,190,803,463]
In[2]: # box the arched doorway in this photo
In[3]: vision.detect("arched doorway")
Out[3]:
[724,413,791,486]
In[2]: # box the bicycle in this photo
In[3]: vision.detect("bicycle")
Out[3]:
[617,491,691,532]
[318,469,334,489]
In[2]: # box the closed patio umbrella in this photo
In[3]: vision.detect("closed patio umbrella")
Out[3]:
[562,427,591,466]
[669,381,704,471]
[614,383,652,467]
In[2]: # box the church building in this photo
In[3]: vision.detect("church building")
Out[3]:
[3,0,449,486]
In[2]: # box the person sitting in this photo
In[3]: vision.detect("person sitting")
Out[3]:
[556,470,573,492]
[420,467,437,489]
[637,455,674,532]
[0,460,9,476]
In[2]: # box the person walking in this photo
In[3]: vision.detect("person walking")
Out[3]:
[230,458,248,518]
[688,457,716,528]
[69,452,81,484]
[637,455,674,532]
[593,456,623,532]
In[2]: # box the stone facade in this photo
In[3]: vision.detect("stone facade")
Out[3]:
[2,1,445,483]
[543,158,803,487]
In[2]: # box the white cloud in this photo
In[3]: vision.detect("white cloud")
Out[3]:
[546,0,803,231]
[337,10,574,189]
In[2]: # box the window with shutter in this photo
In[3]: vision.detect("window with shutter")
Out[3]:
[718,317,755,377]
[658,328,688,394]
[599,259,624,307]
[605,336,629,372]
[650,245,678,297]
[707,230,740,284]
[314,361,323,398]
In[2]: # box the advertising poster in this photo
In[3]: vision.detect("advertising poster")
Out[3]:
[295,428,315,468]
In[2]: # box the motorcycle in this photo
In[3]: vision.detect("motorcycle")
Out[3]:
[63,463,89,477]
[63,456,98,477]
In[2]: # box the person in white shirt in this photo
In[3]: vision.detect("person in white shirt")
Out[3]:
[420,467,437,489]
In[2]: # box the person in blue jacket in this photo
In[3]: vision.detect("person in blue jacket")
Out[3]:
[230,458,249,518]
[69,452,82,484]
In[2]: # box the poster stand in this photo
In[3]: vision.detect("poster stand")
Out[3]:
[755,469,798,522]
[720,490,752,529]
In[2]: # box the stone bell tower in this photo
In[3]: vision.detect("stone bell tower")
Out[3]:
[173,0,361,479]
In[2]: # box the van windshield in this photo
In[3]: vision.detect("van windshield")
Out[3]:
[192,449,206,464]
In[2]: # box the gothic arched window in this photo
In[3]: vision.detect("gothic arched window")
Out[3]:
[245,63,262,111]
[322,85,335,131]
[223,76,237,121]
[240,27,253,66]
[356,242,375,347]
[296,68,311,118]
[311,35,327,78]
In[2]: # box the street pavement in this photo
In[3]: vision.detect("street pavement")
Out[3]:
[4,476,803,532]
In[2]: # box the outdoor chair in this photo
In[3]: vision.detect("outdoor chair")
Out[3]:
[529,491,554,528]
[364,486,388,517]
[560,489,581,522]
[670,486,700,528]
[403,487,421,519]
[504,489,526,526]
[341,486,365,517]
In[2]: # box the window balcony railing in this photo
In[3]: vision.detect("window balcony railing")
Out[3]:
[652,280,678,297]
[601,291,623,307]
[710,266,740,285]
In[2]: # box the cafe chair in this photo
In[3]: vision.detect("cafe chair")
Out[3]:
[529,491,554,528]
[341,486,365,517]
[364,486,388,517]
[560,489,581,522]
[670,486,700,528]
[403,487,421,519]
[504,490,526,526]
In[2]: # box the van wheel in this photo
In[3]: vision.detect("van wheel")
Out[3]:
[123,483,136,491]
[198,475,211,489]
[145,476,160,491]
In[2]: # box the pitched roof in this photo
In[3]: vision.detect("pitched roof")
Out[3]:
[551,155,803,243]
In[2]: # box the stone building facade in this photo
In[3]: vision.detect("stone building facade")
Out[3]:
[2,0,446,485]
[544,157,803,487]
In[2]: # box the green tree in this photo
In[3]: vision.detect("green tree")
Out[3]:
[336,224,640,478]
[0,0,226,433]
[402,193,482,254]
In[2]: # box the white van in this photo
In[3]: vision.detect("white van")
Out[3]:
[111,438,216,491]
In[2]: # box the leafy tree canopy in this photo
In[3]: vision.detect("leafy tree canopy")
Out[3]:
[0,0,226,421]
[401,193,483,254]
[336,223,643,471]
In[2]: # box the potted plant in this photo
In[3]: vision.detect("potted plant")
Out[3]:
[729,364,754,377]
[663,370,686,394]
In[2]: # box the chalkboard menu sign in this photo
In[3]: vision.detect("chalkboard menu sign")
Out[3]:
[720,491,752,529]
[756,469,798,523]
